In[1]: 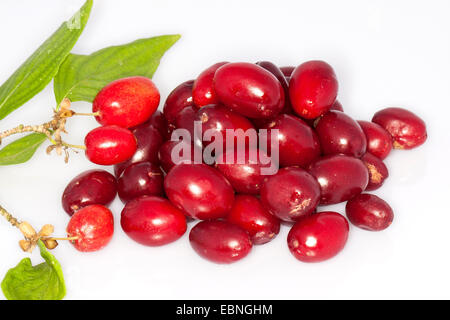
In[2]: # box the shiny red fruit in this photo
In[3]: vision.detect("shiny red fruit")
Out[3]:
[227,195,280,245]
[189,220,252,264]
[117,162,164,203]
[164,164,235,220]
[214,62,285,119]
[280,66,295,77]
[287,211,349,263]
[260,167,320,222]
[163,80,195,125]
[173,105,198,141]
[315,110,367,158]
[62,170,117,216]
[357,120,392,160]
[158,140,198,173]
[85,125,137,166]
[346,194,394,231]
[261,114,320,167]
[114,121,163,177]
[193,62,228,107]
[372,107,427,150]
[215,146,274,195]
[308,155,369,205]
[146,110,170,140]
[121,196,186,246]
[361,153,389,191]
[67,205,114,252]
[289,60,338,119]
[93,76,160,128]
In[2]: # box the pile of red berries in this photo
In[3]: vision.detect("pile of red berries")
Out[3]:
[62,60,427,263]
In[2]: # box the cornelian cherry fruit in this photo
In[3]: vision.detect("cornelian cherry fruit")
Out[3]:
[361,153,389,191]
[357,120,392,160]
[346,194,394,231]
[163,80,195,125]
[193,62,228,107]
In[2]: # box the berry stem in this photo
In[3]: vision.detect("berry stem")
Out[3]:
[42,236,79,241]
[74,111,100,117]
[0,204,21,228]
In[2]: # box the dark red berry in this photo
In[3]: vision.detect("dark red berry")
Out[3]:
[67,205,114,252]
[346,194,394,231]
[121,196,187,246]
[164,164,235,220]
[62,170,117,216]
[189,220,252,264]
[308,155,369,205]
[85,125,137,166]
[331,100,344,112]
[93,76,160,128]
[158,140,198,173]
[117,162,164,203]
[280,66,295,77]
[146,110,170,140]
[260,167,320,222]
[361,153,389,191]
[261,114,320,167]
[214,62,285,119]
[287,211,349,263]
[227,195,280,245]
[163,80,195,125]
[357,120,392,160]
[372,107,427,150]
[173,105,198,141]
[289,60,338,119]
[315,110,367,158]
[193,62,228,107]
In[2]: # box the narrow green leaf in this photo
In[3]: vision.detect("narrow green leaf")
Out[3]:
[0,133,47,165]
[0,0,93,120]
[1,240,66,300]
[53,34,181,104]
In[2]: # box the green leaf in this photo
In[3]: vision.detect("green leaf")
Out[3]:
[0,0,93,121]
[53,34,181,104]
[0,133,47,165]
[1,240,66,300]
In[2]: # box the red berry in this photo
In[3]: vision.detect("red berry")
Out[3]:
[357,120,392,160]
[260,167,320,222]
[163,80,195,125]
[215,146,274,195]
[308,155,369,205]
[114,122,163,177]
[261,114,320,168]
[287,211,349,263]
[189,220,252,264]
[158,140,198,173]
[62,170,117,216]
[67,205,114,252]
[280,66,295,77]
[361,153,389,191]
[85,125,137,166]
[121,196,187,246]
[93,77,160,128]
[346,194,394,231]
[372,107,427,150]
[173,105,198,141]
[227,195,280,245]
[193,62,228,107]
[146,110,170,140]
[331,100,344,112]
[289,60,338,119]
[214,62,285,119]
[117,162,164,203]
[164,164,235,220]
[315,110,367,158]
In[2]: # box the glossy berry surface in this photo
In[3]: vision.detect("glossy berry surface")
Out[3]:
[163,80,195,125]
[173,105,198,140]
[193,62,228,107]
[146,110,170,140]
[67,205,114,252]
[164,164,235,220]
[289,60,338,119]
[227,195,280,245]
[215,146,274,195]
[158,140,199,173]
[287,211,349,263]
[372,107,427,150]
[361,153,389,191]
[189,220,252,264]
[214,62,285,119]
[114,121,163,177]
[260,167,320,222]
[308,155,369,205]
[121,196,187,246]
[280,66,295,77]
[315,110,367,158]
[261,114,320,167]
[85,125,137,166]
[357,120,392,160]
[93,76,160,128]
[346,194,394,231]
[62,170,117,216]
[117,162,164,203]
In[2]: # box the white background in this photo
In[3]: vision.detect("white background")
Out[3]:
[0,0,449,300]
